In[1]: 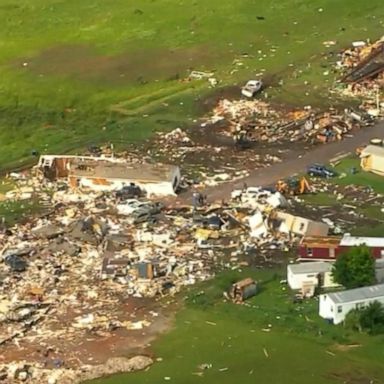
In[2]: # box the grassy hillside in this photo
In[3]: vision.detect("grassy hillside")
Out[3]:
[0,0,383,169]
[89,269,384,384]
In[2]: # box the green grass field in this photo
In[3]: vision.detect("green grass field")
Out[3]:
[332,158,384,195]
[300,156,384,235]
[1,0,384,170]
[89,269,384,384]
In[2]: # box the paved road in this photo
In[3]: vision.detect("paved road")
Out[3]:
[179,121,384,203]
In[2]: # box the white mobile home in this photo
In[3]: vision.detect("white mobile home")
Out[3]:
[319,284,384,324]
[287,261,338,290]
[360,145,384,176]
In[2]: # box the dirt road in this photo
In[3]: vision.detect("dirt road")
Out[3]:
[180,121,384,202]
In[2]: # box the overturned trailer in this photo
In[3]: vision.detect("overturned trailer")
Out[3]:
[36,155,181,197]
[229,278,258,303]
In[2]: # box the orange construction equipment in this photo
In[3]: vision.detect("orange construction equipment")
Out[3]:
[276,177,311,196]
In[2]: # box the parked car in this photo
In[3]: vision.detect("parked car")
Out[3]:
[116,199,145,215]
[116,184,142,200]
[306,164,337,178]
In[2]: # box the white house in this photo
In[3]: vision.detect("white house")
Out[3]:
[287,262,338,290]
[319,284,384,324]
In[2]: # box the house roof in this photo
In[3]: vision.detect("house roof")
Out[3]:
[360,145,384,158]
[340,234,384,248]
[69,159,178,183]
[327,284,384,304]
[300,236,341,247]
[288,261,333,275]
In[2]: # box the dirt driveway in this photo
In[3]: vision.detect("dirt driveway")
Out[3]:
[179,121,384,202]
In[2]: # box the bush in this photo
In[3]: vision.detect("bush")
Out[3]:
[359,301,384,335]
[344,309,362,332]
[344,302,384,335]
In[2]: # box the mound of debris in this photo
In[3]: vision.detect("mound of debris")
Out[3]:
[335,37,384,115]
[205,98,366,145]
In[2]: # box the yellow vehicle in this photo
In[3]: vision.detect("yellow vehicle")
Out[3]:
[276,177,311,196]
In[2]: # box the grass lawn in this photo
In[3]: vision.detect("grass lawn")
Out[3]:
[88,269,384,384]
[0,199,44,226]
[332,158,384,195]
[1,0,384,170]
[300,192,337,206]
[299,156,384,235]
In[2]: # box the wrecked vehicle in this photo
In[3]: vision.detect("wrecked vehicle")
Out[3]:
[4,255,27,272]
[116,200,163,216]
[307,164,337,178]
[129,209,159,225]
[116,184,143,200]
[276,177,311,196]
[241,80,263,98]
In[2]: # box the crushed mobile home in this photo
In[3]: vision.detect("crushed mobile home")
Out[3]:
[37,155,181,196]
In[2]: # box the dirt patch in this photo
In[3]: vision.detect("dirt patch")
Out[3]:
[14,44,219,85]
[332,343,362,352]
[0,297,175,369]
[197,85,241,114]
[328,369,384,384]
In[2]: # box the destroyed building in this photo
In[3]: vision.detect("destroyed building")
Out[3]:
[271,211,330,237]
[37,155,181,196]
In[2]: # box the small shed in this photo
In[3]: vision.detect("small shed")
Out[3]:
[229,278,258,303]
[319,284,384,324]
[287,261,338,290]
[360,145,384,176]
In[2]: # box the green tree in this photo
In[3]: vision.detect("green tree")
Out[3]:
[360,301,384,334]
[332,245,375,289]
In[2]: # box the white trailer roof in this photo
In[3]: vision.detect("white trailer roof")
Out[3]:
[340,235,384,248]
[327,284,384,304]
[288,261,332,275]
